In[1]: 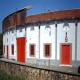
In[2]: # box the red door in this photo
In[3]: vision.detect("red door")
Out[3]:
[17,37,25,62]
[61,44,71,65]
[6,45,8,59]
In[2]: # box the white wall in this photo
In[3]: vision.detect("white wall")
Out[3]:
[26,26,39,59]
[3,32,7,58]
[9,30,17,60]
[17,28,25,38]
[3,22,80,64]
[4,32,9,58]
[57,23,76,60]
[40,24,55,59]
[77,22,80,61]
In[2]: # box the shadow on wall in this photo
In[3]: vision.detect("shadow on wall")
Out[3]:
[0,33,3,57]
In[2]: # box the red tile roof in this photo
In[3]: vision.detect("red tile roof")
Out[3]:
[26,9,80,23]
[3,9,80,31]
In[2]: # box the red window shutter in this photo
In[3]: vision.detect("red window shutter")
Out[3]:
[30,44,35,57]
[6,45,8,59]
[44,44,51,57]
[12,44,14,55]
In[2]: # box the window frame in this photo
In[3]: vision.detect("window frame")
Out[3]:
[44,43,51,58]
[29,44,35,57]
[11,44,14,55]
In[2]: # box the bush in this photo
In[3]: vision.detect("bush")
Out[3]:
[0,71,25,80]
[0,71,11,80]
[11,76,25,80]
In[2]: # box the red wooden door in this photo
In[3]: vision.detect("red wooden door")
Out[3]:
[17,37,25,62]
[61,44,71,65]
[6,45,8,59]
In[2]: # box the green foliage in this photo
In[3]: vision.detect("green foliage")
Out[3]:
[11,76,25,80]
[0,71,25,80]
[0,71,11,80]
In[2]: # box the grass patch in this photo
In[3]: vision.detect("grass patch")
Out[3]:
[0,71,25,80]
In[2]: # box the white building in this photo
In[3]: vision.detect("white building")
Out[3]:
[2,8,80,67]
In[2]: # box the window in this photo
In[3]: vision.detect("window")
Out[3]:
[44,44,51,57]
[12,44,14,55]
[30,44,35,57]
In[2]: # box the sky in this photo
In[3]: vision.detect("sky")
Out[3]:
[0,0,80,32]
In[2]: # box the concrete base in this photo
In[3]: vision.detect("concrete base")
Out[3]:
[26,58,80,68]
[0,58,80,80]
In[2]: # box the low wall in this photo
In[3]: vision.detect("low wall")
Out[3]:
[0,59,80,80]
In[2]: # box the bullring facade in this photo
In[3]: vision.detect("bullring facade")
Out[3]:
[2,8,80,67]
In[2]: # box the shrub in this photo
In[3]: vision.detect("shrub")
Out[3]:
[0,71,25,80]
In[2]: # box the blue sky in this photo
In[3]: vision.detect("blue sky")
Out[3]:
[0,0,80,32]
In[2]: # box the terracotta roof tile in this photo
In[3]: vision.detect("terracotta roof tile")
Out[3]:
[3,9,80,31]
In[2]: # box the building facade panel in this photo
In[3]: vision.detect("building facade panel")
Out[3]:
[57,23,75,62]
[17,28,25,38]
[77,23,80,61]
[40,24,55,59]
[26,26,39,63]
[9,30,17,60]
[2,8,80,67]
